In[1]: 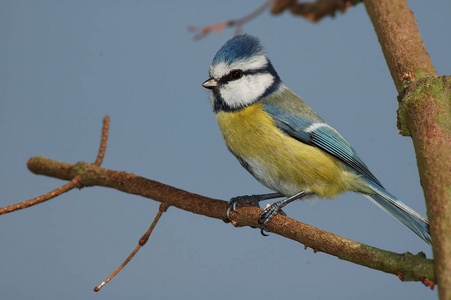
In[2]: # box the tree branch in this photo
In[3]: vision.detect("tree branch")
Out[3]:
[26,156,435,284]
[363,0,436,92]
[364,0,451,297]
[0,116,110,215]
[271,0,360,22]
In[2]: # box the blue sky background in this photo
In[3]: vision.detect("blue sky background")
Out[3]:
[1,1,449,299]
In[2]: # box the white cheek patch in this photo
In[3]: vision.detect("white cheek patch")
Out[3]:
[220,72,274,108]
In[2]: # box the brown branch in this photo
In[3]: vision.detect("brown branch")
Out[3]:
[26,156,435,284]
[364,1,450,298]
[271,0,361,22]
[0,116,111,215]
[363,0,436,92]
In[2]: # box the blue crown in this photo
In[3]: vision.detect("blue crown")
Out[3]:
[212,34,264,65]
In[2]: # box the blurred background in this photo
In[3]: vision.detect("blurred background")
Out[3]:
[1,1,449,299]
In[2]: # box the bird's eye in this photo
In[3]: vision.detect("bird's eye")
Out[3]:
[229,69,243,81]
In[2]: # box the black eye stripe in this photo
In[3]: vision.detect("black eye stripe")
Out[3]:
[219,68,267,84]
[242,68,267,75]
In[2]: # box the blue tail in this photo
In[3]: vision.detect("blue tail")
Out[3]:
[363,179,431,245]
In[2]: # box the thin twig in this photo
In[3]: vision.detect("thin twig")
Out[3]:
[94,116,110,167]
[188,0,274,40]
[0,177,81,215]
[94,203,170,292]
[189,0,361,40]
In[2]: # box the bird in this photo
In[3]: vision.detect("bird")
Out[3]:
[201,34,431,244]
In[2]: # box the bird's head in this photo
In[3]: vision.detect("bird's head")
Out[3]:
[202,34,282,113]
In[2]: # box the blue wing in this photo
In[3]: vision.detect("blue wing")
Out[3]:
[263,103,383,188]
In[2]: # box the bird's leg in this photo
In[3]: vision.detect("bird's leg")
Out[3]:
[227,192,283,219]
[259,190,310,236]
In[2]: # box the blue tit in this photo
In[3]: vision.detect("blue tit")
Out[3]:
[202,34,430,244]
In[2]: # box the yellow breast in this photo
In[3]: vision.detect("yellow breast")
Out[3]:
[215,103,365,198]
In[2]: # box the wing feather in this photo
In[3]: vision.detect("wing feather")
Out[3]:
[263,103,383,187]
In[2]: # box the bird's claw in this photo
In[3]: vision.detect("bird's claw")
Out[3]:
[226,195,261,219]
[258,203,286,236]
[227,194,289,236]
